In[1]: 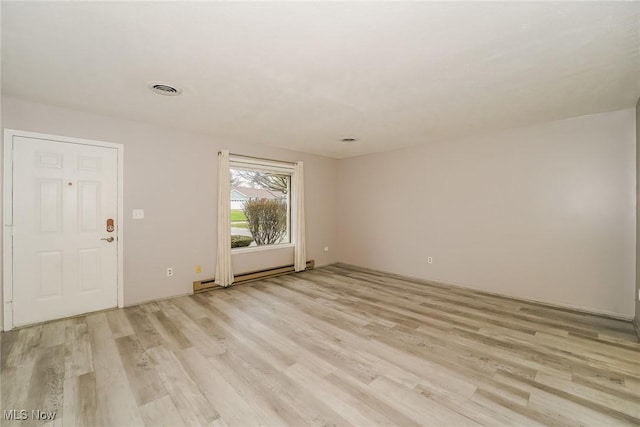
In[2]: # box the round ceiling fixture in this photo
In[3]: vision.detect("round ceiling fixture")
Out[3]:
[147,81,182,96]
[340,137,358,143]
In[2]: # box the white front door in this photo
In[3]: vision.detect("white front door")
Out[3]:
[9,135,119,327]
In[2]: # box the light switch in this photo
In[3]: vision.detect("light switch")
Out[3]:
[132,209,144,219]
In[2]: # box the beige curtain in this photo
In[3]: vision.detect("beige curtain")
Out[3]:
[215,150,234,286]
[294,161,306,272]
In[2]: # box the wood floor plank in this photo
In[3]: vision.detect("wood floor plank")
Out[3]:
[571,373,640,403]
[323,372,423,427]
[147,310,192,352]
[2,264,639,426]
[526,391,632,426]
[105,309,135,339]
[62,371,97,427]
[370,375,482,426]
[155,300,225,358]
[85,313,144,426]
[194,309,351,426]
[535,371,640,419]
[170,296,211,320]
[1,328,20,370]
[138,395,186,427]
[115,334,167,406]
[192,295,295,371]
[214,348,344,427]
[199,294,336,376]
[240,281,481,396]
[39,320,66,349]
[147,345,220,427]
[23,344,65,427]
[1,364,35,426]
[495,369,638,426]
[413,383,519,427]
[125,306,164,350]
[205,351,291,427]
[284,362,398,426]
[176,347,267,426]
[4,325,42,368]
[471,387,554,427]
[64,318,93,379]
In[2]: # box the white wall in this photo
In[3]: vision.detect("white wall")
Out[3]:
[337,109,636,318]
[0,1,3,335]
[1,97,636,326]
[636,98,640,326]
[1,97,338,315]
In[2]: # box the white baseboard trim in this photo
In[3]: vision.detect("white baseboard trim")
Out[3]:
[333,263,634,322]
[124,291,194,308]
[466,289,634,321]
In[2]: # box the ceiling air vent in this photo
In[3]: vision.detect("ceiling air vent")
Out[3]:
[147,81,182,96]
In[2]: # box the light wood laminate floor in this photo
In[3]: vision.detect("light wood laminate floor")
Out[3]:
[2,263,640,426]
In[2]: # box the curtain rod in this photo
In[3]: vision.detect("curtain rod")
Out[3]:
[219,151,297,166]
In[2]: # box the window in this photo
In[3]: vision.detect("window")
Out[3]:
[229,160,293,249]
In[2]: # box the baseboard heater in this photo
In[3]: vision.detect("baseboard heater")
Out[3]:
[193,260,314,293]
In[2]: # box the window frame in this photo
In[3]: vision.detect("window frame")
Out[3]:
[229,156,296,253]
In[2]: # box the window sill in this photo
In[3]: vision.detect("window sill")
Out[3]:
[231,243,294,255]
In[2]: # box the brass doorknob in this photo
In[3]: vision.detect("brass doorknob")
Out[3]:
[100,237,115,243]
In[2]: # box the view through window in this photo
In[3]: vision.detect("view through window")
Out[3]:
[230,167,291,249]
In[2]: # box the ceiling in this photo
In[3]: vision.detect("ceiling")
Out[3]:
[2,2,639,159]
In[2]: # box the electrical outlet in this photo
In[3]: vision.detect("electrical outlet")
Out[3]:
[323,246,329,252]
[195,265,202,274]
[167,267,173,277]
[427,257,433,264]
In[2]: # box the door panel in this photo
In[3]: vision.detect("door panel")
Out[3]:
[37,251,63,298]
[78,181,100,232]
[38,179,62,232]
[78,248,100,292]
[12,136,118,326]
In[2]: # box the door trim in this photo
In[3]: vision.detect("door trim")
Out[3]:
[3,129,124,331]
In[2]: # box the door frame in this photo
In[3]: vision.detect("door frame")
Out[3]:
[3,129,124,331]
